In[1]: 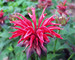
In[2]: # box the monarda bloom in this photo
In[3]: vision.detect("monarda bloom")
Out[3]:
[0,10,7,25]
[57,0,67,15]
[9,7,63,59]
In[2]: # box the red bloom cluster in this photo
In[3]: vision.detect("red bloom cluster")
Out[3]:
[57,0,67,15]
[37,0,52,8]
[0,10,7,25]
[9,7,63,59]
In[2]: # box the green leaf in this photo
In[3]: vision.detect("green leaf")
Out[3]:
[47,53,60,60]
[57,44,70,50]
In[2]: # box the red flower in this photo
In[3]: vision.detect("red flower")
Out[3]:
[0,10,7,25]
[9,6,63,59]
[57,0,67,15]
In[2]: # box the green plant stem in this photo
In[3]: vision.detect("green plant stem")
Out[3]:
[53,30,60,54]
[53,38,57,54]
[31,53,35,60]
[40,55,47,60]
[40,45,47,60]
[68,53,75,60]
[35,54,38,60]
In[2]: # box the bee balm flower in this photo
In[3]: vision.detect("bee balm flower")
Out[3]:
[9,6,63,59]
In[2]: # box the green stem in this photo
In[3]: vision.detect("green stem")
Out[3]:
[40,55,47,60]
[35,54,38,60]
[53,30,60,54]
[68,53,75,60]
[31,53,35,60]
[53,38,57,54]
[40,45,47,60]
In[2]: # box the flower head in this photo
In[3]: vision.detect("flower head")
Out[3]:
[57,0,67,15]
[9,6,63,59]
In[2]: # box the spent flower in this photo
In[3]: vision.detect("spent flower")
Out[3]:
[55,14,70,26]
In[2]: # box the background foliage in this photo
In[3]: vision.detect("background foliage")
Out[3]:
[0,0,75,60]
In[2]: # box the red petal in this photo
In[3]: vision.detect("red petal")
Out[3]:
[39,39,44,47]
[28,7,36,29]
[36,38,38,46]
[18,38,24,43]
[63,0,67,6]
[45,34,53,38]
[36,46,41,57]
[39,26,50,33]
[16,13,33,26]
[38,6,47,27]
[37,29,44,43]
[12,27,26,32]
[10,21,25,28]
[15,15,29,26]
[30,35,35,48]
[9,33,22,39]
[25,26,35,33]
[23,30,32,39]
[18,30,32,43]
[50,23,61,26]
[48,26,62,30]
[50,30,63,39]
[43,34,50,43]
[42,15,55,26]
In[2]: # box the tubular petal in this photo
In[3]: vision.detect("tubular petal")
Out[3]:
[37,29,44,43]
[30,35,35,48]
[42,15,55,26]
[16,13,33,26]
[28,8,36,29]
[36,46,41,57]
[43,34,50,43]
[38,6,47,27]
[50,30,63,39]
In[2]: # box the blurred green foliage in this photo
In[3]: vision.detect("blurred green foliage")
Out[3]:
[0,0,75,60]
